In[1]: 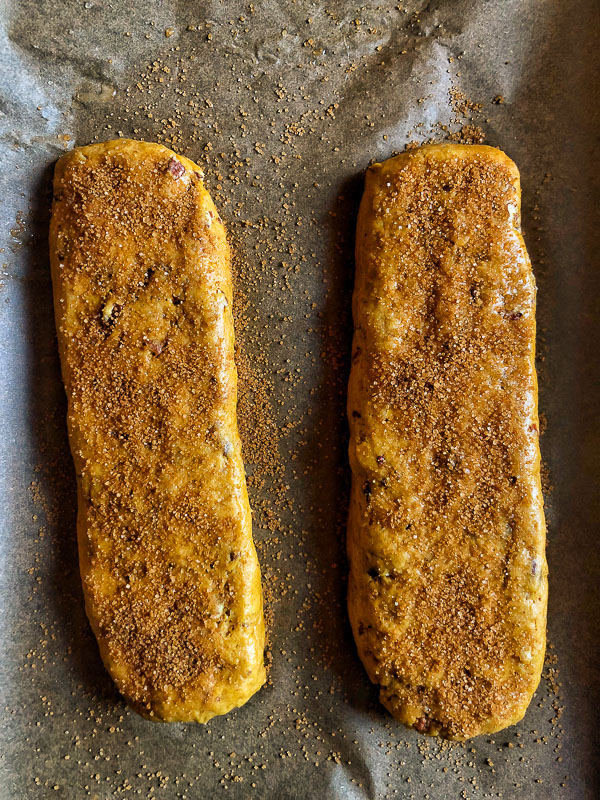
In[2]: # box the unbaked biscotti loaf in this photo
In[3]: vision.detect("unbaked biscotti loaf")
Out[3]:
[347,143,547,740]
[49,139,265,722]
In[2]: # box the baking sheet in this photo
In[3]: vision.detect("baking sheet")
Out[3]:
[1,1,599,797]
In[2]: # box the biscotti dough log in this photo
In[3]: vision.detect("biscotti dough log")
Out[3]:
[347,143,547,740]
[50,139,265,722]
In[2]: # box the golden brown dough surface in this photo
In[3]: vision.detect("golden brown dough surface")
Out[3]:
[50,139,265,722]
[347,143,547,739]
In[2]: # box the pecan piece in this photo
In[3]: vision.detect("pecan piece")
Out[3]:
[413,716,431,733]
[167,157,185,179]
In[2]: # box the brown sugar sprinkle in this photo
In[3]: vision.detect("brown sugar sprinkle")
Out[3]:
[449,88,483,116]
[540,462,554,497]
[349,147,547,739]
[448,124,486,145]
[16,6,565,796]
[51,142,264,716]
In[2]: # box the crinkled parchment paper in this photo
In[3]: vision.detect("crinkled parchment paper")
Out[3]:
[1,1,599,798]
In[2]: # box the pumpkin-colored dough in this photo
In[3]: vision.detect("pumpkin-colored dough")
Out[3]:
[347,144,547,740]
[50,139,265,722]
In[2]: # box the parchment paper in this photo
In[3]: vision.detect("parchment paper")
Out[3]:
[1,1,599,798]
